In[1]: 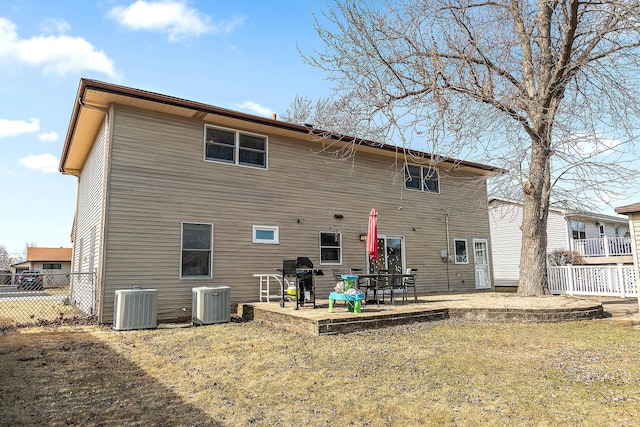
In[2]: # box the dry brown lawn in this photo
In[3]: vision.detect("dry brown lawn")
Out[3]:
[1,318,639,426]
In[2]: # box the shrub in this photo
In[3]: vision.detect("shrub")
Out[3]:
[548,249,585,266]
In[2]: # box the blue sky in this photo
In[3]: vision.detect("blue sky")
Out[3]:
[0,0,333,257]
[1,1,637,258]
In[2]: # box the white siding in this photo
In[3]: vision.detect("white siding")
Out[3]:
[488,201,522,287]
[489,201,569,287]
[71,118,106,315]
[546,211,569,252]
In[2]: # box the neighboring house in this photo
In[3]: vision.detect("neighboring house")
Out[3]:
[488,197,631,289]
[11,247,73,274]
[10,247,72,287]
[614,202,640,312]
[59,79,503,323]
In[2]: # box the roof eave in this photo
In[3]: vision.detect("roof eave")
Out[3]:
[60,78,505,176]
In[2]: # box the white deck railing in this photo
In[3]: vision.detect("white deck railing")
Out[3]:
[571,236,632,257]
[548,264,637,297]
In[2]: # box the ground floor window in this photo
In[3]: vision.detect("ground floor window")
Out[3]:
[454,238,468,264]
[320,232,342,265]
[252,225,279,244]
[42,263,62,270]
[571,220,586,239]
[181,223,213,278]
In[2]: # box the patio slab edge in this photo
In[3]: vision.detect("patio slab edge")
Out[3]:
[239,299,606,335]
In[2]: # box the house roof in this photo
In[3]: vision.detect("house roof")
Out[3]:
[26,247,72,262]
[60,78,506,177]
[488,196,629,224]
[615,202,640,215]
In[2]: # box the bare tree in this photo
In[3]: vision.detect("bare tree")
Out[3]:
[300,0,640,296]
[0,245,23,269]
[0,245,10,269]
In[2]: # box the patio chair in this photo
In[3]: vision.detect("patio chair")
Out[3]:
[391,270,407,303]
[374,269,394,305]
[402,268,417,303]
[332,268,345,283]
[350,268,366,290]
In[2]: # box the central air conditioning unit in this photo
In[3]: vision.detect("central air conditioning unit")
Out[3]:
[113,287,158,331]
[192,286,231,325]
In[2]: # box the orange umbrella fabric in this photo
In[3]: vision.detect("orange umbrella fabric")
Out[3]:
[367,208,379,261]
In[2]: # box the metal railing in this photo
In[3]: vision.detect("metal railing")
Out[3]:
[571,236,632,257]
[548,264,637,297]
[0,272,96,328]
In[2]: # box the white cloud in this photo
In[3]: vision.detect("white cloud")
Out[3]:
[562,133,622,157]
[597,191,627,205]
[0,118,40,138]
[236,101,275,117]
[108,0,244,42]
[40,18,70,35]
[38,131,58,142]
[0,17,118,78]
[19,153,59,173]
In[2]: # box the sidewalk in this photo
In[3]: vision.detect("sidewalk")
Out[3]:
[594,297,640,321]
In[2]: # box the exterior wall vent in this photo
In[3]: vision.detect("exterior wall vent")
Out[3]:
[192,286,231,325]
[113,288,158,330]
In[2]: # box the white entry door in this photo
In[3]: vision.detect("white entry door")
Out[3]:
[473,238,491,289]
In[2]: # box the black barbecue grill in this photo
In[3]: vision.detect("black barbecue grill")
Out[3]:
[280,257,323,309]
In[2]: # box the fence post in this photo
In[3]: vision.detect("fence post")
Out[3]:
[617,263,625,298]
[603,236,610,257]
[566,264,574,296]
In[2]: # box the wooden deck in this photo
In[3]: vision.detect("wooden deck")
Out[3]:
[239,292,606,335]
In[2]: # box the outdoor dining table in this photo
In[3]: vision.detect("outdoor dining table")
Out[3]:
[352,272,418,303]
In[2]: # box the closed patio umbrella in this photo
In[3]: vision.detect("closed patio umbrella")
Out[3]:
[367,208,378,261]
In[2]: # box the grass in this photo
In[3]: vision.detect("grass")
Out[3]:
[0,291,88,326]
[1,318,639,426]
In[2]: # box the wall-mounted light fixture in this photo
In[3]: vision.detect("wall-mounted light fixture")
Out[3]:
[334,214,344,219]
[359,233,367,241]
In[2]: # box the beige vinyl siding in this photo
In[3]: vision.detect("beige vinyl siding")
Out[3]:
[628,214,640,304]
[100,105,492,321]
[72,118,106,315]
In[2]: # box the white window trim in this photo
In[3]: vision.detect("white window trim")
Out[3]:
[404,164,440,194]
[252,225,279,244]
[203,124,268,169]
[319,231,342,265]
[454,238,469,264]
[180,222,214,279]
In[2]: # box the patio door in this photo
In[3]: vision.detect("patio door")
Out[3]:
[368,235,405,273]
[386,237,404,273]
[473,238,491,289]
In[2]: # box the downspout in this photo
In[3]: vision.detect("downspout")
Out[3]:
[97,103,113,323]
[445,209,451,292]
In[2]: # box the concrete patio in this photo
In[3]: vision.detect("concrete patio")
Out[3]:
[239,292,638,335]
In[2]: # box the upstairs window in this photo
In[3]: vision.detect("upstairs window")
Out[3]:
[404,164,439,193]
[205,125,267,169]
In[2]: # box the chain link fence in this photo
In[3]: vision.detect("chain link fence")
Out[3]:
[0,272,96,328]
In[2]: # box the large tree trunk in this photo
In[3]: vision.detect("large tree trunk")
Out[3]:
[517,137,552,296]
